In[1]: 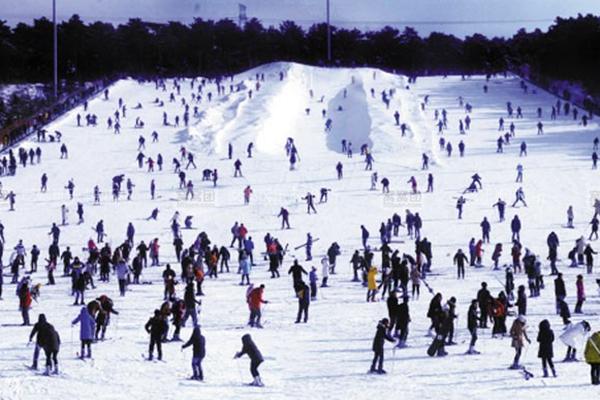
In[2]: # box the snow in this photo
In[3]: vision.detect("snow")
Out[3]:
[1,62,599,399]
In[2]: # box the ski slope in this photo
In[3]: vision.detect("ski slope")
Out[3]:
[1,62,599,399]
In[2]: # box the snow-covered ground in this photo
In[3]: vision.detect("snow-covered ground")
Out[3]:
[1,62,599,399]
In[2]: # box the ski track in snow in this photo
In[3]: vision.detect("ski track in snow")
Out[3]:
[0,63,599,399]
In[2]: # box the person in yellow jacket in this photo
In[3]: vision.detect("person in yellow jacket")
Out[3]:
[585,331,600,385]
[367,266,378,302]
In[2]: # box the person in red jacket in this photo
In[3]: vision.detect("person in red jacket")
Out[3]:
[150,238,160,266]
[247,284,268,328]
[19,281,32,325]
[475,240,484,266]
[243,186,253,205]
[238,224,248,248]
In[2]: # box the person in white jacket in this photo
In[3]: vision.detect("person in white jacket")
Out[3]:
[320,256,330,288]
[560,320,591,361]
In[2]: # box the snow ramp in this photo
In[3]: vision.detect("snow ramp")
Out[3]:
[325,76,372,153]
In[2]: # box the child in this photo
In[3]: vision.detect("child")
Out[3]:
[309,267,318,300]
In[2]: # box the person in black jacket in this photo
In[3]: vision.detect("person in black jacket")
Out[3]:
[515,285,527,316]
[234,334,264,386]
[288,259,307,289]
[145,309,168,361]
[427,293,443,336]
[29,314,60,374]
[453,249,468,279]
[28,313,49,370]
[182,324,206,380]
[295,281,310,323]
[371,318,395,374]
[396,296,410,347]
[477,282,491,328]
[467,300,480,354]
[537,319,556,377]
[386,291,399,333]
[554,273,566,315]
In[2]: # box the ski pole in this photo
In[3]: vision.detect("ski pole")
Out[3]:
[70,324,74,355]
[235,358,244,384]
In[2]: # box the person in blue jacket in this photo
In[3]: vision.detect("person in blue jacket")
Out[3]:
[72,306,96,359]
[234,334,265,386]
[182,324,206,380]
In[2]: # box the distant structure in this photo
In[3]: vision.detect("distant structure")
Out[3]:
[239,3,248,28]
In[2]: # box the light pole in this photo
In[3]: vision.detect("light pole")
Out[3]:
[326,0,331,63]
[53,0,58,99]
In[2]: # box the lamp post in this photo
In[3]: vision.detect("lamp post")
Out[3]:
[53,0,58,99]
[326,0,331,63]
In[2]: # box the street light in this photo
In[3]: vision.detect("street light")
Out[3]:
[326,0,331,63]
[53,0,58,99]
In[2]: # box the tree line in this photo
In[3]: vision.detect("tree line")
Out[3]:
[0,13,599,94]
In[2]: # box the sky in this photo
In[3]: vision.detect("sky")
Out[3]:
[3,0,600,38]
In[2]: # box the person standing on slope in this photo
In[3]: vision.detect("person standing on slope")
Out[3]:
[235,334,265,386]
[181,324,206,380]
[370,318,395,374]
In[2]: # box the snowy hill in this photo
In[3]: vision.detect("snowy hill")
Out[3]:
[1,62,599,399]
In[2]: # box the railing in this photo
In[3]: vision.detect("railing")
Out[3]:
[0,77,118,152]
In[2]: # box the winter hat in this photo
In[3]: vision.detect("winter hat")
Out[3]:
[517,315,526,324]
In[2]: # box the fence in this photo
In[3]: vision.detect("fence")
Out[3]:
[0,77,117,152]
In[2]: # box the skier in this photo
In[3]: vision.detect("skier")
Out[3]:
[288,259,307,289]
[336,162,343,179]
[537,319,557,377]
[145,310,168,361]
[511,215,521,242]
[466,300,480,354]
[181,324,206,380]
[422,153,429,170]
[456,196,467,219]
[560,320,591,362]
[302,193,317,214]
[295,281,310,323]
[516,164,524,182]
[370,318,395,374]
[520,141,527,157]
[247,284,268,327]
[244,186,253,205]
[5,191,15,211]
[590,216,599,240]
[319,187,330,203]
[71,306,95,359]
[585,331,600,384]
[28,314,60,375]
[304,233,313,261]
[278,208,290,229]
[370,172,378,190]
[509,315,531,369]
[453,249,468,279]
[234,159,243,177]
[492,198,506,221]
[309,267,318,300]
[234,334,265,386]
[41,173,48,192]
[575,275,586,313]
